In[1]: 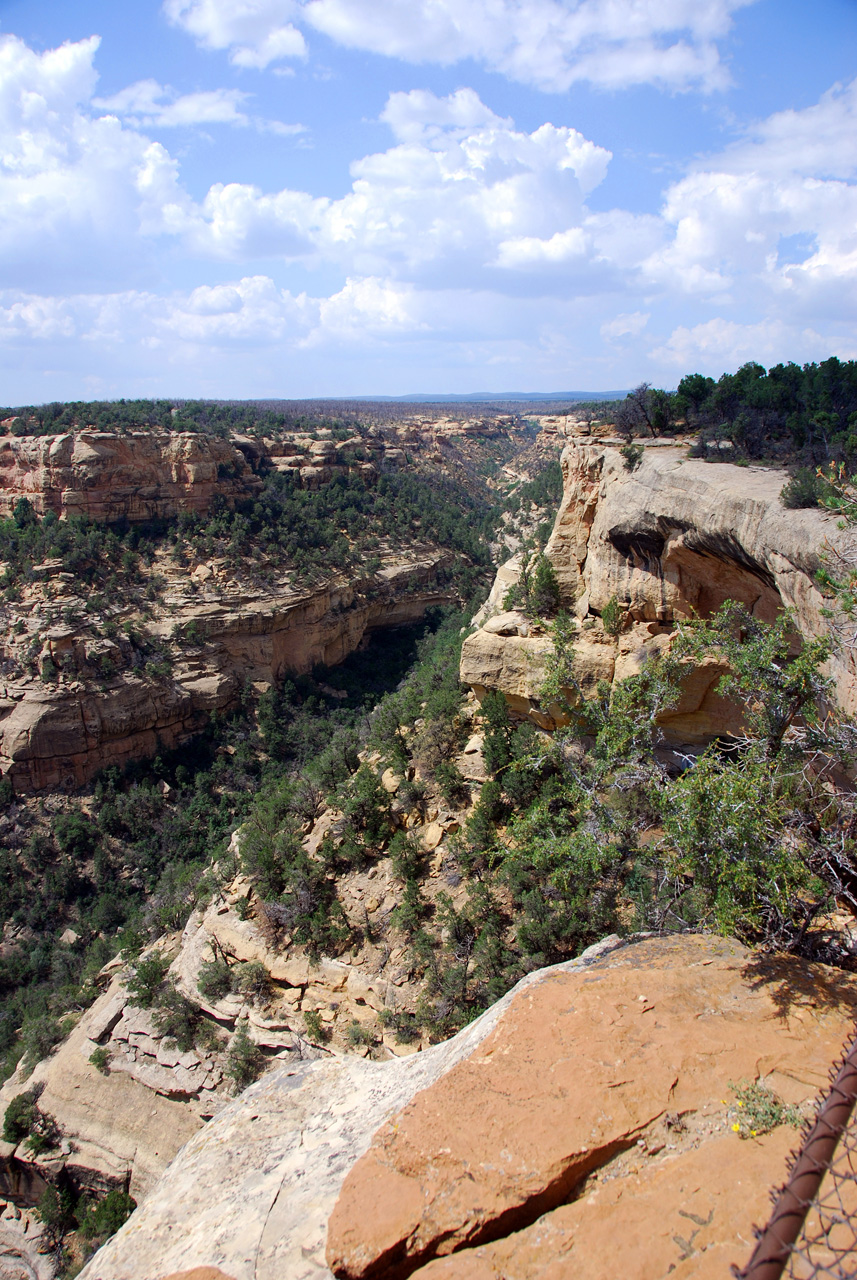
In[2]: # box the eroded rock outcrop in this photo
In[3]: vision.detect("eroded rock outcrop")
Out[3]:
[0,427,418,524]
[0,1202,53,1280]
[0,433,262,524]
[79,934,857,1280]
[462,441,856,737]
[0,552,453,790]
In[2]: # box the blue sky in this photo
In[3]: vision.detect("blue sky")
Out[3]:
[0,0,856,401]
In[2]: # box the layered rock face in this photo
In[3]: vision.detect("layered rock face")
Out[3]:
[0,552,452,790]
[79,934,857,1280]
[462,442,856,737]
[0,433,262,523]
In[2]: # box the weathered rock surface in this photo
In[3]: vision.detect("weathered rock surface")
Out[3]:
[0,428,416,524]
[0,552,452,790]
[0,1202,54,1280]
[0,974,211,1206]
[0,433,261,523]
[80,934,857,1280]
[462,441,857,735]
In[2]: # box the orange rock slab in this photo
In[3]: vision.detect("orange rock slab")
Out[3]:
[326,935,857,1280]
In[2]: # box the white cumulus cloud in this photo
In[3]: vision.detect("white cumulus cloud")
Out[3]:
[164,0,756,92]
[94,80,252,126]
[0,35,190,290]
[163,0,307,68]
[643,76,857,329]
[175,89,618,290]
[601,310,650,341]
[93,78,305,134]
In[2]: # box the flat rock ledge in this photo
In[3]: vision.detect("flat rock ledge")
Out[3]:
[80,934,857,1280]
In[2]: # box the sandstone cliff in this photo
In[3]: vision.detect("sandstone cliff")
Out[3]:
[0,551,453,791]
[0,433,262,523]
[461,441,855,737]
[77,934,857,1280]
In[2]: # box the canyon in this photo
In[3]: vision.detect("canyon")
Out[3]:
[3,414,857,1279]
[0,412,526,792]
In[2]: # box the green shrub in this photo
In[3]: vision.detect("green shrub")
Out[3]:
[24,1108,61,1154]
[231,961,270,1003]
[225,1021,264,1091]
[481,690,512,778]
[729,1079,802,1139]
[196,958,233,1002]
[151,986,205,1053]
[391,880,428,936]
[620,442,644,471]
[78,1188,136,1242]
[126,953,170,1008]
[22,1014,67,1066]
[35,1184,76,1235]
[780,467,822,508]
[434,759,468,807]
[530,554,561,617]
[2,1088,39,1143]
[345,1021,374,1047]
[379,1009,421,1043]
[600,595,624,636]
[303,1009,328,1042]
[89,1046,110,1075]
[503,551,560,619]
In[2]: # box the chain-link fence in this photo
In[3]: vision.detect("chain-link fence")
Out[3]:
[735,1030,857,1280]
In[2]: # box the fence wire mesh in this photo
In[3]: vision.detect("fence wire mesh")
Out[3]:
[784,1127,857,1279]
[736,1029,857,1280]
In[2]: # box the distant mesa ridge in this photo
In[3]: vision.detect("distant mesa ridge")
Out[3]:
[344,390,629,402]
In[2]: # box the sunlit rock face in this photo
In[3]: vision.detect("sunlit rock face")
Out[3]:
[0,551,453,791]
[461,441,857,739]
[0,432,262,523]
[79,934,857,1280]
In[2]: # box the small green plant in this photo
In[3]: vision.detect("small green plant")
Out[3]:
[345,1021,375,1047]
[151,985,205,1053]
[303,1009,328,1042]
[24,1108,61,1155]
[225,1021,264,1091]
[2,1088,39,1143]
[729,1079,803,1139]
[780,467,823,509]
[22,1014,68,1066]
[78,1188,136,1243]
[40,656,58,682]
[379,1009,421,1043]
[600,595,624,636]
[231,960,270,1004]
[620,442,644,471]
[196,958,233,1002]
[89,1046,110,1075]
[126,952,170,1008]
[35,1183,77,1237]
[234,893,253,921]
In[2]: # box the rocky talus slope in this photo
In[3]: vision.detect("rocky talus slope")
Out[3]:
[0,743,489,1213]
[462,439,857,735]
[78,934,857,1280]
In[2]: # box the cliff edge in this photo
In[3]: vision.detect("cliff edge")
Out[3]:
[79,933,857,1280]
[462,441,856,737]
